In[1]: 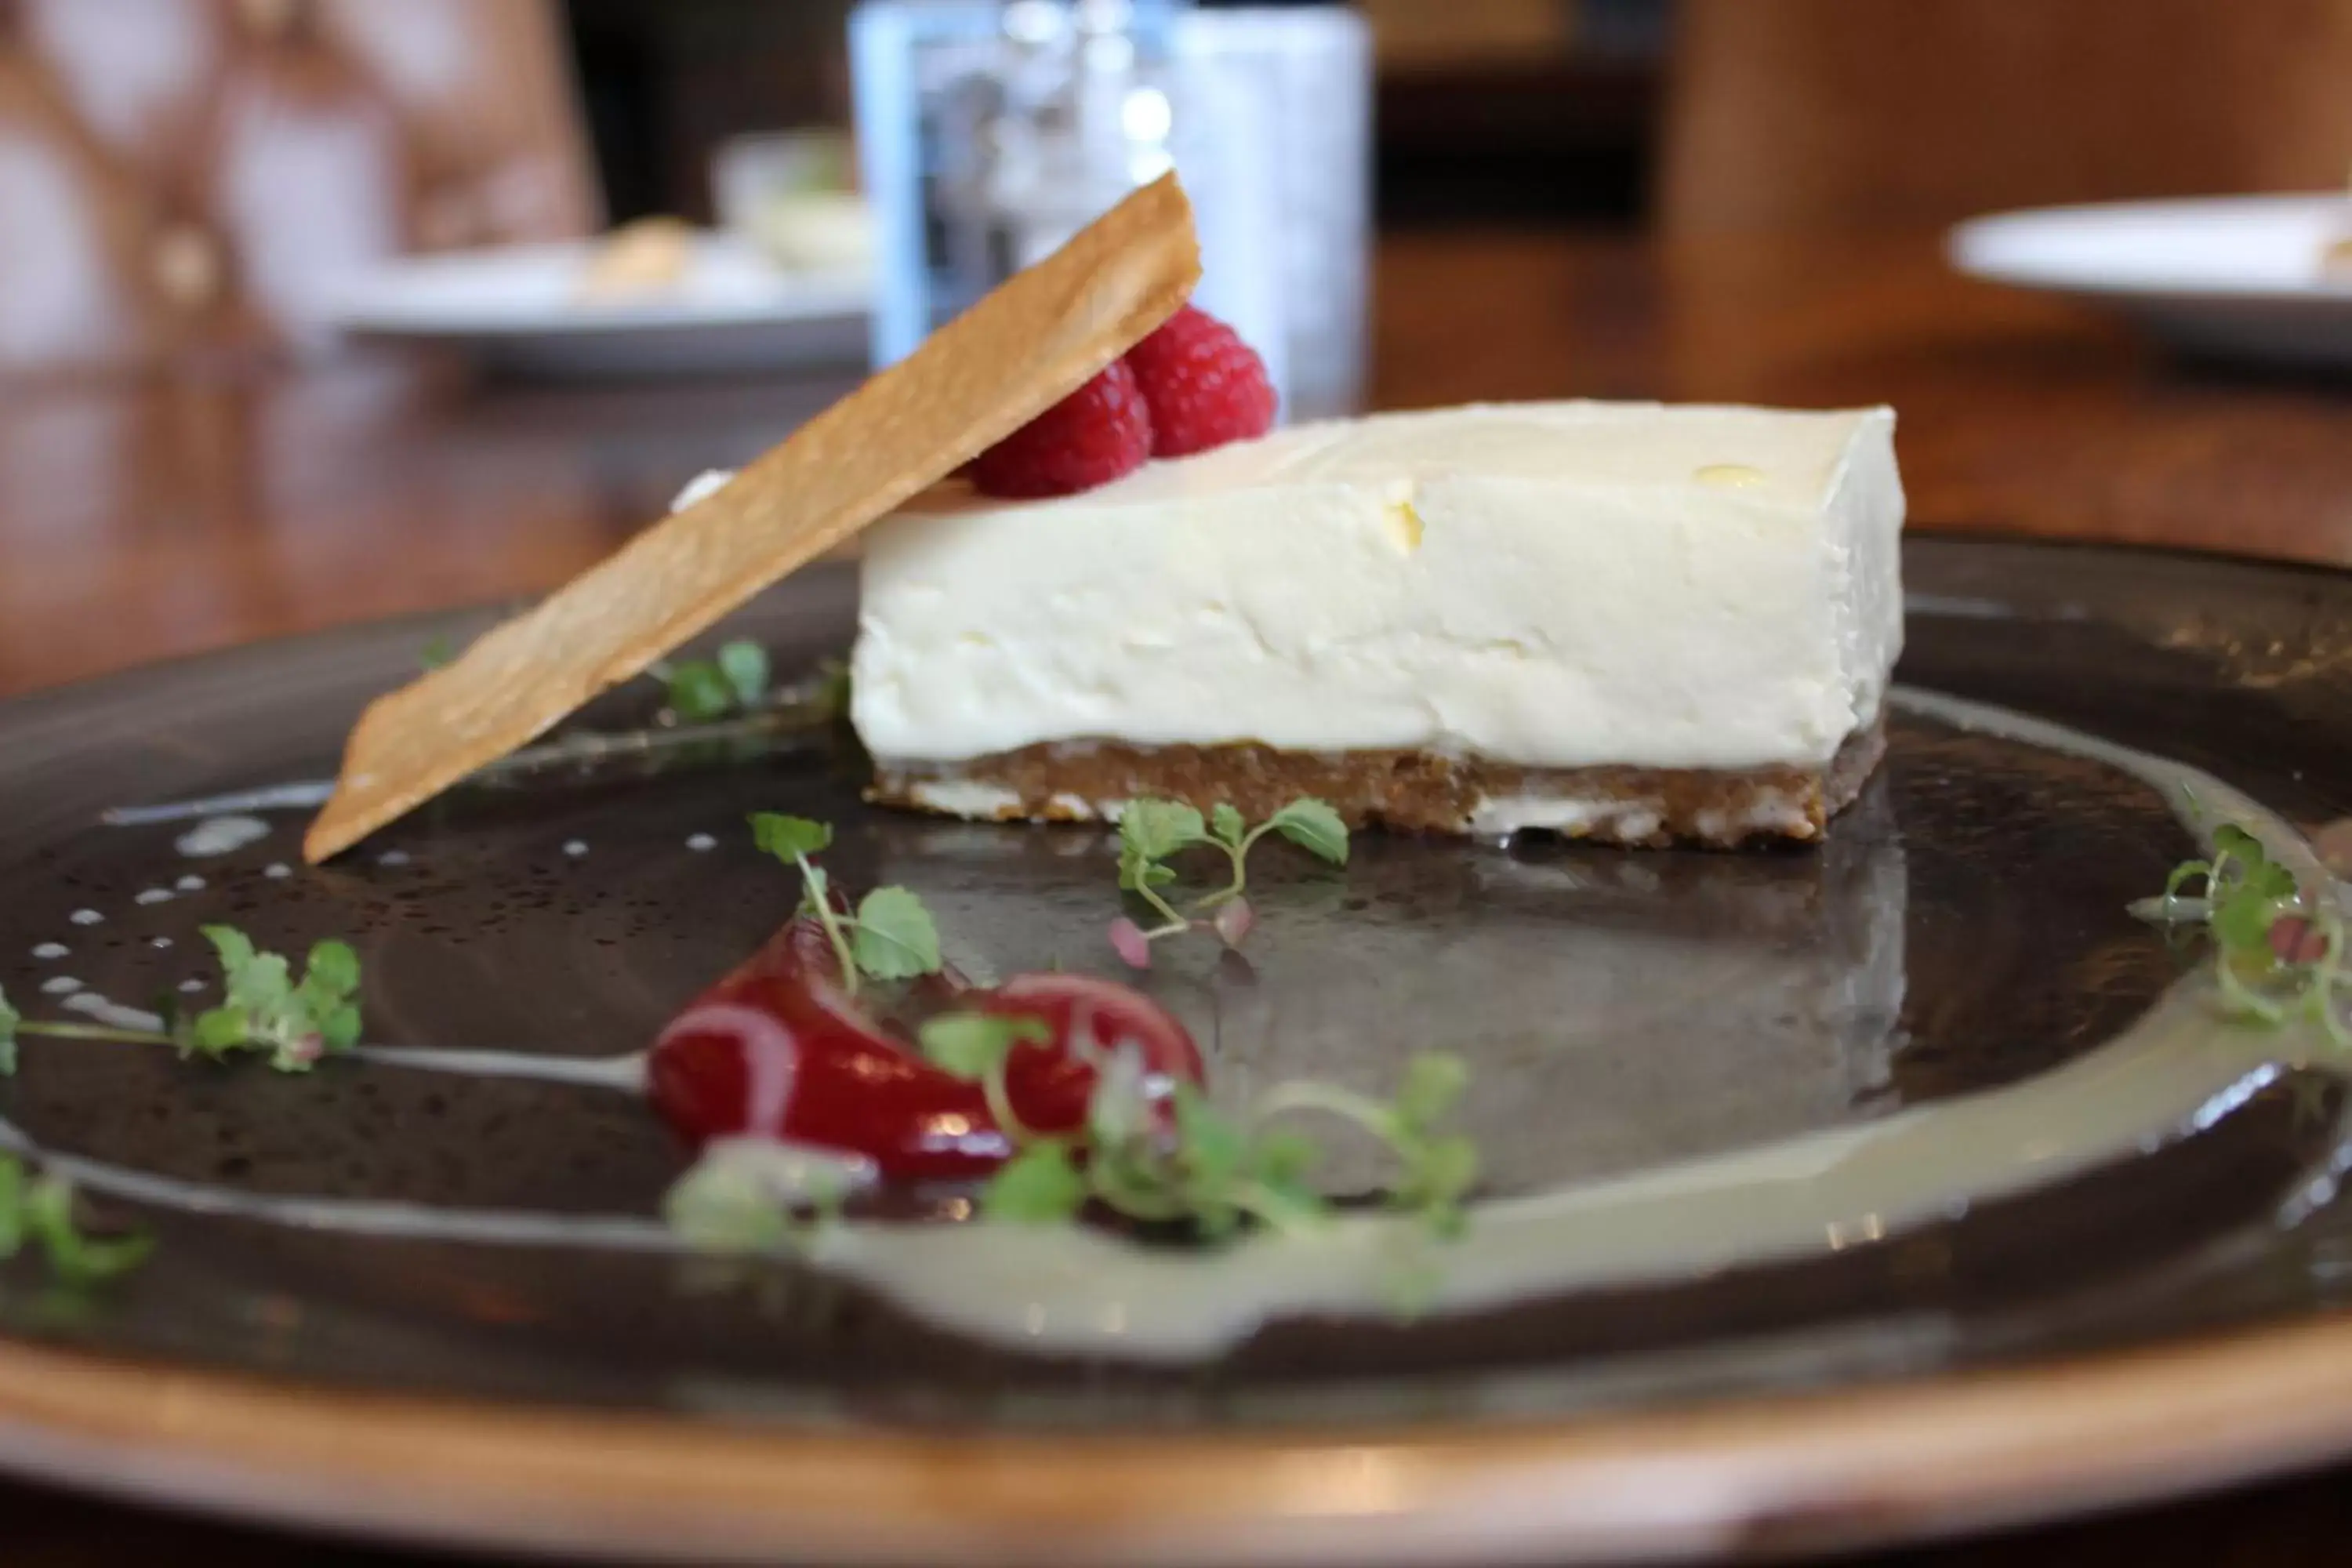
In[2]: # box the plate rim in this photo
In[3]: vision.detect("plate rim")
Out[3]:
[4,539,2351,1561]
[1947,190,2352,304]
[5,1313,2352,1564]
[327,235,873,339]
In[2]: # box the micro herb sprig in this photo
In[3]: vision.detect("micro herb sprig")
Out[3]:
[2142,824,2350,1043]
[188,927,365,1070]
[1110,798,1349,967]
[915,1011,1477,1243]
[749,815,941,993]
[652,640,771,724]
[0,927,362,1075]
[0,1156,152,1286]
[663,1142,858,1257]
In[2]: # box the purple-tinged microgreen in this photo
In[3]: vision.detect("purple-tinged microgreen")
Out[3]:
[2140,826,2349,1043]
[1106,916,1155,970]
[190,927,363,1072]
[1110,797,1348,965]
[649,871,1485,1258]
[0,1156,151,1286]
[750,815,942,995]
[932,1023,1478,1242]
[1,928,361,1073]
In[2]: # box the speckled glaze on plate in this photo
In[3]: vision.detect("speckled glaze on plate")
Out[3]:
[1,538,2350,1563]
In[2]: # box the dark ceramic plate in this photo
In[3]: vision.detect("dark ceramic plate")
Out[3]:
[2,537,2350,1564]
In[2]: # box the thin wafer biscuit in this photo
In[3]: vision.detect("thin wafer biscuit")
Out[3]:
[305,176,1200,862]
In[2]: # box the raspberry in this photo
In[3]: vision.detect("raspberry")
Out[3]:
[968,361,1154,499]
[1125,304,1278,459]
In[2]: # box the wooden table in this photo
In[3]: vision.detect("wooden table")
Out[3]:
[5,228,2352,1563]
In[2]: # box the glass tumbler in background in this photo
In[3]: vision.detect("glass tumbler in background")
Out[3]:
[851,0,1372,423]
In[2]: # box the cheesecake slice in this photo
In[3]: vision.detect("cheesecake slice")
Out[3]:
[850,401,1904,847]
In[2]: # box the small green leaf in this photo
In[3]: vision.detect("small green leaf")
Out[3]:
[1393,1134,1480,1239]
[201,924,258,981]
[1250,1129,1323,1187]
[717,641,771,709]
[750,813,833,862]
[1417,1134,1481,1203]
[1210,804,1247,848]
[2212,888,2285,954]
[1247,1170,1331,1236]
[2244,858,2298,902]
[418,634,457,670]
[205,924,291,1016]
[1267,798,1349,866]
[1116,846,1178,894]
[0,984,17,1079]
[293,940,364,1050]
[23,1176,151,1286]
[1395,1053,1470,1130]
[663,1156,793,1255]
[58,1229,156,1285]
[918,1012,1048,1080]
[851,887,942,979]
[664,1142,855,1257]
[666,661,735,722]
[191,1007,248,1054]
[982,1142,1089,1225]
[303,940,361,1000]
[1173,1087,1247,1190]
[1120,800,1207,863]
[318,1004,364,1052]
[235,955,292,1014]
[2212,824,2267,862]
[0,1158,21,1256]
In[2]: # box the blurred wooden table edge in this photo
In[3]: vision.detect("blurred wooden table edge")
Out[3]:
[2,225,2350,706]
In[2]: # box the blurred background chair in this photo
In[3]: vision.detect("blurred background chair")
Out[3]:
[0,0,595,376]
[1661,0,2352,234]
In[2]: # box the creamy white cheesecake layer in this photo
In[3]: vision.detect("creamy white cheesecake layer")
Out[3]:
[851,401,1904,772]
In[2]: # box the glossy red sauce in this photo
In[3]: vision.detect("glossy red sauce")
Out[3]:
[648,918,1205,1183]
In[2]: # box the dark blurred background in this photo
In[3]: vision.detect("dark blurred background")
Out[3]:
[6,0,2349,383]
[564,0,1669,231]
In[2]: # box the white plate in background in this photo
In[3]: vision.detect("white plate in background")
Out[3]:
[1949,194,2352,368]
[329,234,872,380]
